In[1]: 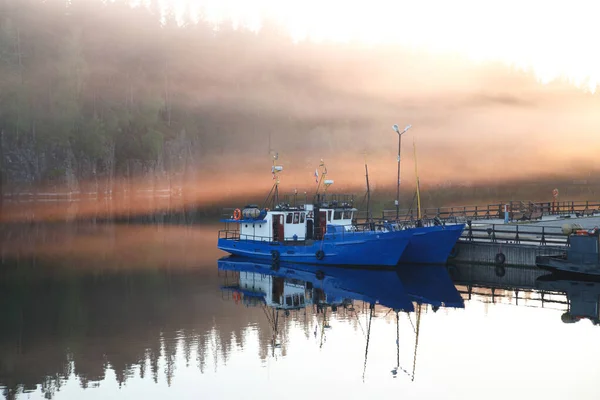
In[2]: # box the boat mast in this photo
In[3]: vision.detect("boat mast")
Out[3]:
[413,138,422,223]
[393,124,412,221]
[262,152,283,209]
[272,152,280,206]
[365,159,372,223]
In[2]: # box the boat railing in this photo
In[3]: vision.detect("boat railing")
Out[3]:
[219,222,399,244]
[219,229,241,240]
[219,229,276,242]
[355,217,450,229]
[239,233,274,242]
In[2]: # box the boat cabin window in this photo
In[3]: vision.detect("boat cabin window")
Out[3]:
[343,211,353,219]
[293,212,300,224]
[286,213,293,224]
[328,210,333,221]
[334,211,343,220]
[300,212,305,223]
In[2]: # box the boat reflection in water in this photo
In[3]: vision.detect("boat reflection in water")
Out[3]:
[217,256,464,380]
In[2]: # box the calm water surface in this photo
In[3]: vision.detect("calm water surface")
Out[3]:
[1,222,599,400]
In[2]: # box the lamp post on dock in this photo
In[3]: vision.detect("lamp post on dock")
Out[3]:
[392,124,412,220]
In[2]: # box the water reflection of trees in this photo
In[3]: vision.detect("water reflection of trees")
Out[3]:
[0,258,273,399]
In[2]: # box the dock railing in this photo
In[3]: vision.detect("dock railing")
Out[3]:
[382,200,600,222]
[459,221,568,246]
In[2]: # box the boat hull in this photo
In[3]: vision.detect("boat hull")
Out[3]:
[218,229,411,267]
[399,224,465,265]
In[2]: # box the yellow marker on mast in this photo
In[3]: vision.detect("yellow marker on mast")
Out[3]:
[315,159,331,196]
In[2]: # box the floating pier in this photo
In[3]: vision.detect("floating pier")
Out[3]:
[447,215,600,267]
[374,199,600,267]
[450,241,563,267]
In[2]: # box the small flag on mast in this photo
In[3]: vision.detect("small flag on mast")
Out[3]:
[314,169,319,183]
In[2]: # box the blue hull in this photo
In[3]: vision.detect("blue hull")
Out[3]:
[399,224,465,265]
[218,229,411,267]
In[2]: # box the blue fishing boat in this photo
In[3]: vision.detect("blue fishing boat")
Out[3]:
[218,159,412,267]
[218,200,412,267]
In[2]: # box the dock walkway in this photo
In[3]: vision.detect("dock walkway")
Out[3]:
[450,215,600,267]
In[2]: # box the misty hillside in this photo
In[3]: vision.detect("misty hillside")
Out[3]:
[1,0,598,211]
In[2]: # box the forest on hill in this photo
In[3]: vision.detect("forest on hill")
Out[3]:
[0,0,340,192]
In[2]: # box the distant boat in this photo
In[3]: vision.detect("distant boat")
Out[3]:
[217,155,462,266]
